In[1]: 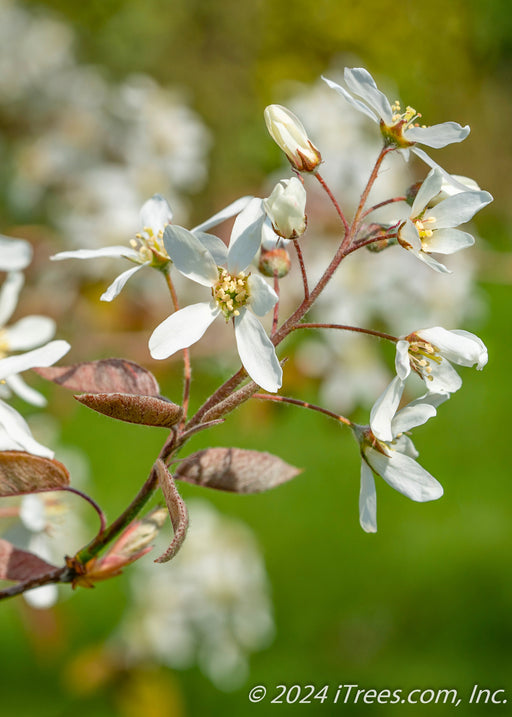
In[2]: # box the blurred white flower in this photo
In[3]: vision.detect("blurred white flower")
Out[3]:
[0,272,69,406]
[116,500,274,690]
[2,490,88,608]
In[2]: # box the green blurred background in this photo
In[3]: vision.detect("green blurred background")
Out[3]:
[1,0,511,714]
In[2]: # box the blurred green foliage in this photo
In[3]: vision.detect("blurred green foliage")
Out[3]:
[2,0,511,715]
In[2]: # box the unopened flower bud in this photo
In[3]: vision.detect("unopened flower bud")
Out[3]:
[263,178,307,240]
[259,248,292,278]
[264,104,322,172]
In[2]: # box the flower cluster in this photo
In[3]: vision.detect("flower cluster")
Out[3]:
[0,65,494,611]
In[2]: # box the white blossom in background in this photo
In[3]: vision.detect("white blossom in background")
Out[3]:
[0,235,33,272]
[116,500,274,690]
[0,0,211,304]
[1,490,89,609]
[0,272,68,406]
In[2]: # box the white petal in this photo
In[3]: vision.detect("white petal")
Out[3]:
[0,400,54,458]
[322,75,379,123]
[391,401,437,435]
[139,194,173,234]
[449,330,488,369]
[413,251,452,274]
[247,274,278,317]
[163,225,218,287]
[410,147,471,188]
[393,434,419,459]
[5,316,56,351]
[234,310,282,392]
[194,231,228,266]
[370,376,404,442]
[0,236,33,271]
[417,327,488,368]
[0,340,70,381]
[101,263,147,302]
[365,446,443,502]
[343,68,393,123]
[51,246,139,261]
[359,461,377,533]
[398,220,422,252]
[149,302,219,359]
[430,190,493,228]
[395,340,411,380]
[192,196,254,233]
[0,272,24,326]
[5,374,47,406]
[424,356,462,394]
[227,198,266,274]
[261,217,288,251]
[422,228,474,255]
[410,169,444,217]
[405,121,470,148]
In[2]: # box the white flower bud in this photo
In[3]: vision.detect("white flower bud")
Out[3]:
[264,105,321,172]
[263,178,307,240]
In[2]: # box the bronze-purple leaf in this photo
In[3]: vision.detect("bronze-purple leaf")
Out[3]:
[175,447,302,493]
[74,393,182,428]
[34,358,160,396]
[0,539,57,581]
[0,451,70,496]
[154,459,188,563]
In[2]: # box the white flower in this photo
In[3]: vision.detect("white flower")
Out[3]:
[0,272,70,406]
[322,68,470,174]
[51,194,252,301]
[354,382,445,533]
[263,177,307,240]
[398,169,492,273]
[395,326,488,395]
[149,199,282,392]
[0,235,33,271]
[264,104,322,172]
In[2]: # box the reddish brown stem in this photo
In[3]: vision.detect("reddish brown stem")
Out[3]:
[293,323,398,343]
[163,269,191,423]
[253,393,352,426]
[293,239,309,300]
[314,171,349,233]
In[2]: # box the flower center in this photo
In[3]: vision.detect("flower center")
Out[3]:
[130,225,170,268]
[406,334,442,381]
[212,269,250,320]
[381,101,426,148]
[391,101,423,131]
[413,215,436,250]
